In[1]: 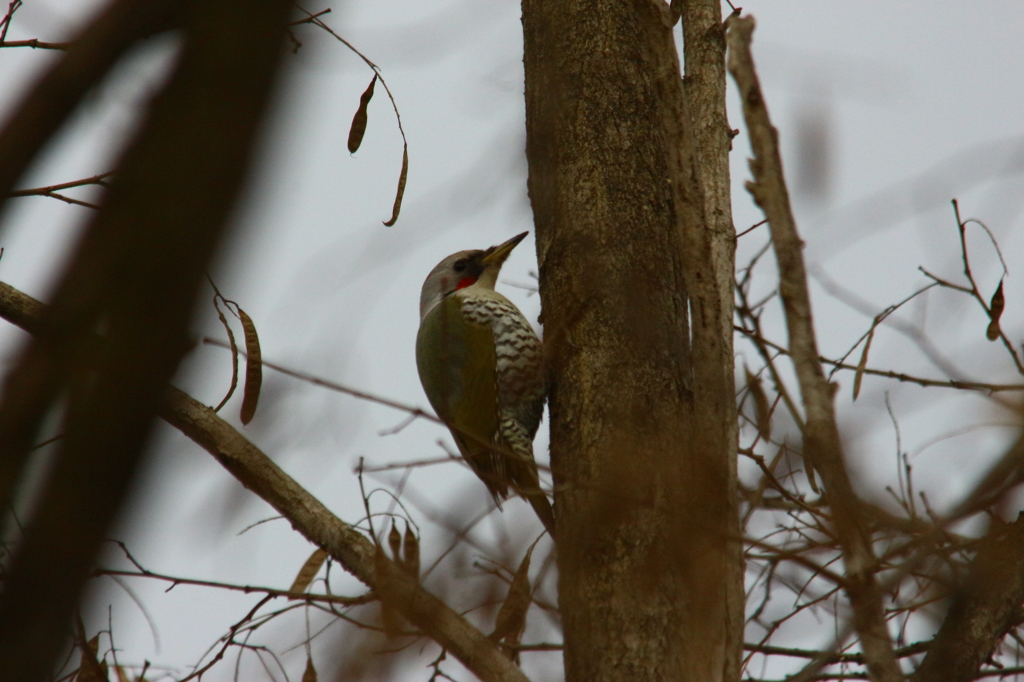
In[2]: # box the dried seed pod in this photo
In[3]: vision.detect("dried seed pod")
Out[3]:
[289,547,328,595]
[388,522,402,561]
[375,546,402,637]
[76,630,107,682]
[853,326,876,400]
[238,308,262,424]
[302,656,318,682]
[347,74,377,153]
[402,522,420,579]
[383,144,408,226]
[987,280,1005,341]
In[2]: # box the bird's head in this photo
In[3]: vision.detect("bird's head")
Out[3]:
[418,232,527,320]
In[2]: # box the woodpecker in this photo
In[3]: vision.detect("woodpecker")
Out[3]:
[416,232,555,536]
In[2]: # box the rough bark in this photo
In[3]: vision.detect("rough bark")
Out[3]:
[681,0,737,326]
[680,2,743,679]
[522,1,738,679]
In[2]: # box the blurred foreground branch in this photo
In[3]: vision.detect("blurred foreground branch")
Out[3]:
[0,0,177,205]
[0,0,293,677]
[912,513,1024,682]
[8,171,114,210]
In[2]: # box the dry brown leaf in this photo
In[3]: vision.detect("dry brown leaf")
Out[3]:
[382,144,408,226]
[238,308,262,425]
[853,325,876,401]
[491,545,534,658]
[987,280,1005,341]
[402,522,419,579]
[347,74,377,153]
[114,665,131,682]
[289,547,328,596]
[388,522,401,561]
[744,366,771,440]
[74,633,107,682]
[302,655,318,682]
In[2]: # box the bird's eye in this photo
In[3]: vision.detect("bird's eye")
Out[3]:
[453,259,467,273]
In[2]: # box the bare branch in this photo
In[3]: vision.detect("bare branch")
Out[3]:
[0,39,69,50]
[0,280,530,682]
[727,15,901,682]
[293,8,409,225]
[745,640,930,665]
[0,1,20,43]
[97,567,373,606]
[202,336,441,423]
[162,389,529,682]
[8,170,114,209]
[735,324,1024,394]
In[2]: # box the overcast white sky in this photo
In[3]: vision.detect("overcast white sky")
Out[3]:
[2,1,1024,680]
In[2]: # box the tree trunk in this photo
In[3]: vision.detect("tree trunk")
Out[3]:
[521,0,739,680]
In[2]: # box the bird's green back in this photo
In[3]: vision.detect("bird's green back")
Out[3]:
[416,296,500,466]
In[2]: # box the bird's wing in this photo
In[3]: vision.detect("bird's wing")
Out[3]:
[416,296,507,498]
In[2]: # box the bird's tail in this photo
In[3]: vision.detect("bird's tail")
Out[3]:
[500,423,556,538]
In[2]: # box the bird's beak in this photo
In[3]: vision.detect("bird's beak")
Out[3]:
[481,232,528,266]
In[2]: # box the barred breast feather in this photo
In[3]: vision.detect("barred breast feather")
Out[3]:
[415,287,553,533]
[459,290,545,442]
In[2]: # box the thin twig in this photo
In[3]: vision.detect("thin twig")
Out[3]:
[294,8,409,225]
[0,0,22,43]
[96,568,374,607]
[202,336,440,423]
[735,325,1024,394]
[0,38,68,50]
[744,640,930,664]
[8,171,114,210]
[8,171,114,196]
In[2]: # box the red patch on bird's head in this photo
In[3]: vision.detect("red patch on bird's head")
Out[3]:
[456,277,477,290]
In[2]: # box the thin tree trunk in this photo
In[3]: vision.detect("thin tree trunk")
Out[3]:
[521,1,739,679]
[680,3,743,679]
